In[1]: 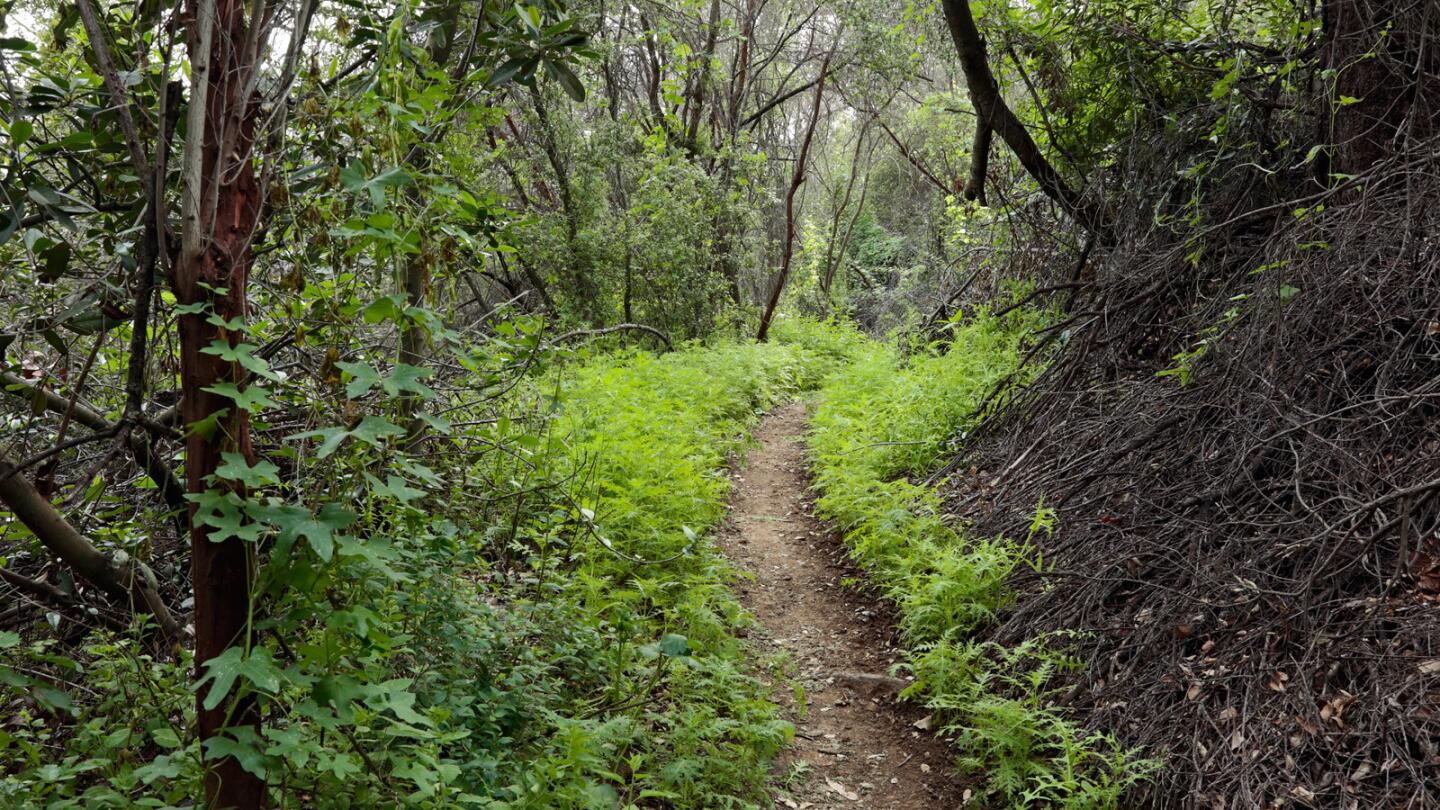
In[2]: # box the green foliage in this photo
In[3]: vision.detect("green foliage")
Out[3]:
[804,310,1159,807]
[908,638,1159,809]
[1,327,845,807]
[806,312,1035,638]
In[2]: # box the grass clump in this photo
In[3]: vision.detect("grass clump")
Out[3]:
[804,310,1159,808]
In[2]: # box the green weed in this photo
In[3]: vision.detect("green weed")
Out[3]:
[802,311,1160,808]
[0,328,837,808]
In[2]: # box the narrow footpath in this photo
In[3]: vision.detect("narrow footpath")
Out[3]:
[718,403,966,809]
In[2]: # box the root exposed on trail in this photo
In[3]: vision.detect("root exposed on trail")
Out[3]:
[718,403,964,809]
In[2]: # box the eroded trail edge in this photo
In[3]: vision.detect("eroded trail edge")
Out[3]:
[718,403,964,809]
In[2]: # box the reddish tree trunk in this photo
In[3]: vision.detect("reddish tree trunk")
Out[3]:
[178,0,264,806]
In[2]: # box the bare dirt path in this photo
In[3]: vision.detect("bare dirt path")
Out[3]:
[717,403,966,809]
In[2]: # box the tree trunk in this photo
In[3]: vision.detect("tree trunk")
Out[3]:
[711,0,758,309]
[397,2,467,441]
[964,117,991,205]
[939,0,1104,234]
[756,47,834,342]
[179,0,265,805]
[531,88,602,323]
[1321,0,1440,176]
[820,122,871,298]
[682,0,722,153]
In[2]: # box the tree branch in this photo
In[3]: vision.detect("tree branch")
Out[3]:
[940,0,1106,235]
[1,371,187,526]
[546,323,674,351]
[0,451,180,639]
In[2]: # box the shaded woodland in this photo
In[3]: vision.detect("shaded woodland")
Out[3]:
[1,0,1438,806]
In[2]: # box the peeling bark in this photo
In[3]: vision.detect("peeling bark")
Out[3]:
[179,0,266,804]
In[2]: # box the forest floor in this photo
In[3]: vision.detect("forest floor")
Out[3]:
[717,403,966,809]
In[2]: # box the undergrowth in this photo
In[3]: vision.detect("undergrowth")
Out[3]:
[802,311,1159,808]
[1,320,840,808]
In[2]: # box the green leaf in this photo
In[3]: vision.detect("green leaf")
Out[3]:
[173,300,210,315]
[190,490,266,542]
[205,313,249,332]
[34,685,74,712]
[287,426,349,458]
[0,206,22,247]
[488,57,529,88]
[371,166,414,190]
[382,364,436,398]
[339,160,415,207]
[371,679,431,725]
[397,458,442,487]
[350,415,406,447]
[392,759,440,795]
[213,452,280,487]
[201,727,270,779]
[203,382,276,413]
[318,751,363,780]
[199,340,280,381]
[40,328,68,355]
[545,59,586,101]
[338,160,369,193]
[417,412,453,434]
[186,408,232,441]
[0,666,31,689]
[658,633,690,658]
[334,535,409,581]
[151,727,182,749]
[268,502,356,562]
[133,753,184,784]
[196,647,283,711]
[364,473,425,504]
[362,295,405,324]
[336,360,382,398]
[0,631,19,649]
[40,241,69,282]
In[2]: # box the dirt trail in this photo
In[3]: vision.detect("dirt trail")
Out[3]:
[718,403,965,809]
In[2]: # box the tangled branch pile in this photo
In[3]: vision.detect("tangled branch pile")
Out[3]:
[940,6,1440,807]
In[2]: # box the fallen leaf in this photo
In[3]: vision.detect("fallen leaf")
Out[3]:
[1320,691,1357,727]
[825,778,858,801]
[1418,659,1440,675]
[1296,714,1320,735]
[913,714,933,731]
